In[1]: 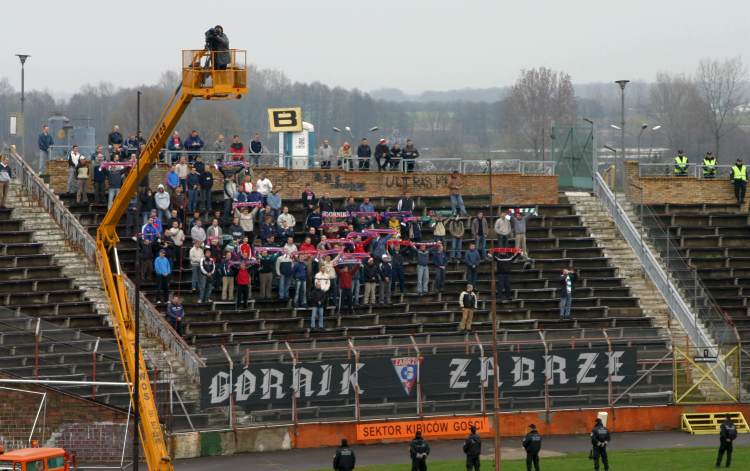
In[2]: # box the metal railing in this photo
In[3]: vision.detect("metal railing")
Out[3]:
[592,172,739,392]
[161,150,556,175]
[629,193,741,347]
[639,163,735,179]
[4,147,205,381]
[192,328,673,429]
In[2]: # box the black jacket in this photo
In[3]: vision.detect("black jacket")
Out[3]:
[494,253,520,274]
[333,445,356,471]
[522,430,542,454]
[463,433,482,457]
[356,144,371,158]
[374,143,390,160]
[560,272,577,298]
[591,424,610,447]
[409,438,430,462]
[720,419,738,442]
[363,263,380,283]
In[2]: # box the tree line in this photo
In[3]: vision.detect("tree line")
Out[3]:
[0,57,747,172]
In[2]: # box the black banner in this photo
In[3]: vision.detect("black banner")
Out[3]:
[199,348,637,410]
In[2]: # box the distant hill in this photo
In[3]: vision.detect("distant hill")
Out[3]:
[370,87,510,103]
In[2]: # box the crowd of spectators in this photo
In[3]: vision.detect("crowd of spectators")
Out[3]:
[118,161,543,334]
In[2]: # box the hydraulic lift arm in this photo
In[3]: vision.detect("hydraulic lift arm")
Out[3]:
[94,48,247,470]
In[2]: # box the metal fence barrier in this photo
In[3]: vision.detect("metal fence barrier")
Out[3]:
[4,147,205,382]
[639,163,734,179]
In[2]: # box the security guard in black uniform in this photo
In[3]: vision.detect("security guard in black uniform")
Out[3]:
[522,424,542,471]
[409,431,431,471]
[590,418,611,471]
[716,413,738,468]
[463,425,482,471]
[333,438,356,471]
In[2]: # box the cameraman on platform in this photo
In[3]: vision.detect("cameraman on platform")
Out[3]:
[204,25,230,69]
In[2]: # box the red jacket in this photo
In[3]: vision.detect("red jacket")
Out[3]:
[335,264,360,289]
[354,236,374,254]
[236,268,250,286]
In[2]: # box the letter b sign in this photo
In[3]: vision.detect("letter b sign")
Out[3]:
[268,107,303,132]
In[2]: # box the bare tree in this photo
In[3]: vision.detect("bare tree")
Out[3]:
[506,67,576,158]
[649,72,711,157]
[695,57,747,158]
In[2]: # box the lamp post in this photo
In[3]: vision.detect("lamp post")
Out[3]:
[16,54,30,158]
[604,145,617,197]
[583,118,595,176]
[333,125,379,168]
[648,125,662,160]
[637,124,648,161]
[614,80,629,191]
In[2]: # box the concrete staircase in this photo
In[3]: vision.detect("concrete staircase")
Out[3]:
[6,181,201,412]
[565,192,686,341]
[6,182,111,319]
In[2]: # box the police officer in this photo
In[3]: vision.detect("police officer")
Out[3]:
[409,431,431,471]
[716,413,738,468]
[522,424,542,471]
[463,425,482,471]
[590,418,610,471]
[703,152,717,178]
[674,149,689,176]
[333,438,356,471]
[731,158,747,206]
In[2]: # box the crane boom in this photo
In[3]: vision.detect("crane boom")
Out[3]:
[95,49,247,470]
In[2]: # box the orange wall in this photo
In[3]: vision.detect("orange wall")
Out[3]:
[292,404,750,448]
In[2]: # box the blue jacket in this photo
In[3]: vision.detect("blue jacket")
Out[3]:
[38,133,54,152]
[166,171,180,189]
[379,262,393,280]
[184,135,205,152]
[247,191,263,204]
[306,213,322,229]
[433,251,447,268]
[372,235,391,259]
[291,261,307,280]
[416,250,430,266]
[166,302,184,321]
[267,193,282,210]
[142,223,161,241]
[464,249,481,268]
[154,256,171,276]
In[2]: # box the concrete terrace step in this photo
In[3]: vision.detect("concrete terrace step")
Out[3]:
[567,192,685,342]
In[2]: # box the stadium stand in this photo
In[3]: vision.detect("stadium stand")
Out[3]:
[56,186,674,424]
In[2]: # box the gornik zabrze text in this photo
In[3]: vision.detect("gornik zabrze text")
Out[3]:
[199,348,637,409]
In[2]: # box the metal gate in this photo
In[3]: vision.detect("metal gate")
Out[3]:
[551,124,595,189]
[673,345,741,404]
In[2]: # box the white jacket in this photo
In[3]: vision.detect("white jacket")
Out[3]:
[256,178,273,196]
[189,246,204,266]
[315,271,331,292]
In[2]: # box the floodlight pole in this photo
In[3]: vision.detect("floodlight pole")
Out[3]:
[16,54,30,159]
[132,90,141,471]
[615,80,629,192]
[488,159,501,470]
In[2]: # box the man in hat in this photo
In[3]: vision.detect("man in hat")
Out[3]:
[333,438,356,471]
[374,138,390,171]
[522,424,542,471]
[463,424,482,471]
[409,431,430,471]
[590,418,610,471]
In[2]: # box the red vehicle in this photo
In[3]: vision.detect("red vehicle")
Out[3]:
[0,447,75,471]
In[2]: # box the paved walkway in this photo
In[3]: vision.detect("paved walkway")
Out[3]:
[177,431,727,470]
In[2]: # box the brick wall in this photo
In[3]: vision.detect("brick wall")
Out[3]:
[625,160,745,208]
[0,375,130,463]
[47,160,559,205]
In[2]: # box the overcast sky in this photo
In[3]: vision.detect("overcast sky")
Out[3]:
[2,0,748,96]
